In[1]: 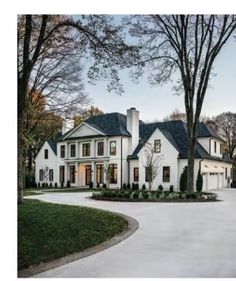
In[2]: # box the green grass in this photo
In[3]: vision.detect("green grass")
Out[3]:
[23,190,43,196]
[18,199,127,270]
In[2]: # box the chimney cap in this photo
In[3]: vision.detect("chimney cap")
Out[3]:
[130,107,136,110]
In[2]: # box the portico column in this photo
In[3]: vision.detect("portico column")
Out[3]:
[92,161,96,186]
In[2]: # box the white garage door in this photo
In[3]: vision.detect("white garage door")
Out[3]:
[208,173,218,190]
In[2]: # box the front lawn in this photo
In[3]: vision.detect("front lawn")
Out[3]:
[18,200,127,270]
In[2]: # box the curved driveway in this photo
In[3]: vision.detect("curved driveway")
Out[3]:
[30,189,236,278]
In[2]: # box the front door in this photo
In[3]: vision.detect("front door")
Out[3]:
[85,165,92,185]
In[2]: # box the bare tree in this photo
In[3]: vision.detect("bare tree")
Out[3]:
[143,142,164,190]
[163,109,186,121]
[206,112,236,159]
[127,15,236,192]
[18,15,138,203]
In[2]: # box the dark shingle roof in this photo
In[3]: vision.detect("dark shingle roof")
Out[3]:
[129,120,227,161]
[47,140,57,155]
[85,113,131,137]
[197,122,224,141]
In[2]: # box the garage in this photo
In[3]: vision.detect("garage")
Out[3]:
[201,163,225,191]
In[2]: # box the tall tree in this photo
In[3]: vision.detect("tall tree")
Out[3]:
[74,106,104,126]
[127,15,236,192]
[18,15,138,203]
[163,109,186,122]
[206,112,236,159]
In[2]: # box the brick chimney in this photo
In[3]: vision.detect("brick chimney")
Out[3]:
[127,107,139,153]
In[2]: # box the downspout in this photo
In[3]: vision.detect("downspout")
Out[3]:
[120,137,124,189]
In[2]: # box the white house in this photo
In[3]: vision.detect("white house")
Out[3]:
[35,108,234,191]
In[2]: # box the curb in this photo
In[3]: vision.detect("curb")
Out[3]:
[18,212,139,278]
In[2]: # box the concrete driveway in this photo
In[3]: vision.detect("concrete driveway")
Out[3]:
[30,189,236,278]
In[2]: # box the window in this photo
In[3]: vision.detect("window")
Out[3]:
[96,164,104,183]
[110,141,116,155]
[214,141,217,153]
[59,166,65,183]
[154,140,161,153]
[39,169,44,181]
[225,167,228,180]
[220,143,223,154]
[49,169,53,182]
[69,165,76,183]
[44,149,48,159]
[145,167,152,182]
[60,145,65,158]
[97,142,104,156]
[163,166,170,182]
[70,144,76,157]
[82,143,90,157]
[133,168,139,182]
[109,164,117,184]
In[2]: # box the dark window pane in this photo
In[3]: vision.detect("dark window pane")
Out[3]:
[97,142,104,156]
[163,166,170,182]
[82,143,90,157]
[133,168,139,182]
[154,140,161,153]
[60,145,65,158]
[44,149,48,159]
[70,165,76,183]
[110,164,117,184]
[49,169,53,182]
[70,144,76,157]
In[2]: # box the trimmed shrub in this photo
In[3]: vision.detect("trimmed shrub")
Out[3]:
[179,192,186,200]
[42,183,46,188]
[66,180,71,188]
[37,182,41,188]
[132,183,135,190]
[61,182,64,188]
[155,191,161,199]
[45,183,48,188]
[96,182,100,188]
[133,191,139,199]
[122,183,127,190]
[142,191,149,200]
[196,170,203,193]
[127,183,131,190]
[180,167,187,192]
[102,183,107,189]
[49,183,53,188]
[169,185,174,193]
[54,182,58,188]
[89,181,93,189]
[124,191,131,199]
[159,192,166,200]
[158,185,163,192]
[142,184,146,190]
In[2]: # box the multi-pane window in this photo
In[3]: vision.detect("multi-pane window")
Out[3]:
[133,167,139,182]
[49,169,53,182]
[110,164,117,184]
[145,167,152,182]
[60,145,65,158]
[96,164,104,183]
[163,166,170,182]
[97,142,104,156]
[70,144,76,157]
[70,165,76,183]
[44,149,48,159]
[82,143,90,157]
[59,166,65,183]
[39,169,44,181]
[154,140,161,153]
[225,167,228,180]
[110,141,116,155]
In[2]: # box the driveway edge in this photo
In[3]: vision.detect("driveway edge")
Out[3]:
[18,212,139,278]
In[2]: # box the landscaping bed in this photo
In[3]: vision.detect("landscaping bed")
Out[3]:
[92,189,219,202]
[18,199,127,270]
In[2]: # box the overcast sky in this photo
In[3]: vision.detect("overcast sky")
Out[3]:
[81,18,236,122]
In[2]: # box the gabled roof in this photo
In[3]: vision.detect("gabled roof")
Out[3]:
[129,120,227,161]
[47,140,57,155]
[197,122,225,142]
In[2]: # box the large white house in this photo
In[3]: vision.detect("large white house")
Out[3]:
[35,108,234,191]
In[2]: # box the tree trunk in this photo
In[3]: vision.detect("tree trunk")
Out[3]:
[187,138,196,193]
[18,79,27,204]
